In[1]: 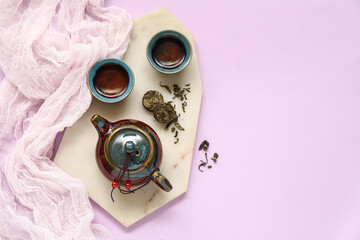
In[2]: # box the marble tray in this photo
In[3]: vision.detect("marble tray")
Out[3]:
[54,8,202,227]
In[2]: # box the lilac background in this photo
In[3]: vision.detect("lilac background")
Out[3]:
[96,1,360,239]
[2,0,360,239]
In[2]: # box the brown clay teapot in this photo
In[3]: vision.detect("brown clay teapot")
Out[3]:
[91,114,172,194]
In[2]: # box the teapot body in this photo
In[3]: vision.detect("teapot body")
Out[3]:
[91,115,172,192]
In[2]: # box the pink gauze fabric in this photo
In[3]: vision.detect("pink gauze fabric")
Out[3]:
[0,0,132,239]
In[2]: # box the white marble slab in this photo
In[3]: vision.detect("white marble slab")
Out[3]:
[54,8,202,227]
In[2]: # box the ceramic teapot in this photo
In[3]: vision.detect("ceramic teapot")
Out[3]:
[91,114,172,194]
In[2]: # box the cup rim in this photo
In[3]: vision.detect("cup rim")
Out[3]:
[146,30,192,74]
[87,58,135,103]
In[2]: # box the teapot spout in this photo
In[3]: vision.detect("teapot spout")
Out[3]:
[91,114,111,135]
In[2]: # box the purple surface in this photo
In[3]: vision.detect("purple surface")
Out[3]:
[97,1,360,239]
[2,0,360,239]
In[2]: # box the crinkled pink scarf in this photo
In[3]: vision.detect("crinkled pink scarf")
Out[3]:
[0,0,132,239]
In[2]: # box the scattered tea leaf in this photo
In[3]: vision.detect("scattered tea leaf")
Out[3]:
[211,152,219,163]
[199,140,209,151]
[173,84,180,92]
[144,83,191,145]
[172,84,188,101]
[174,90,185,101]
[198,161,207,172]
[165,122,171,130]
[198,140,220,171]
[175,122,185,131]
[159,81,171,94]
[182,102,187,113]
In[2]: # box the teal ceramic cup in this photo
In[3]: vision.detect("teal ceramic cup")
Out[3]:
[87,58,134,103]
[147,30,192,74]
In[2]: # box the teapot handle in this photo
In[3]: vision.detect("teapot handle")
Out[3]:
[151,169,173,192]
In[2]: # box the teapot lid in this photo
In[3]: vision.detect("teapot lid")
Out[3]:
[104,124,155,173]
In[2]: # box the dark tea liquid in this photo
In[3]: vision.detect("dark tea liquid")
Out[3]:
[93,63,129,98]
[152,37,186,69]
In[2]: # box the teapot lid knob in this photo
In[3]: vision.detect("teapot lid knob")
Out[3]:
[124,141,135,154]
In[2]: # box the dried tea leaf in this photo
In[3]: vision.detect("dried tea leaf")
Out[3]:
[176,90,185,101]
[205,152,209,163]
[199,140,209,151]
[182,102,187,113]
[174,130,178,138]
[174,138,179,144]
[171,83,191,102]
[175,122,184,131]
[207,165,212,169]
[159,81,171,94]
[153,102,176,123]
[142,90,164,112]
[198,161,207,172]
[171,127,175,133]
[211,153,219,163]
[173,84,180,92]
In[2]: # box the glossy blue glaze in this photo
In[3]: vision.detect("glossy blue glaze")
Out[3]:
[104,126,158,179]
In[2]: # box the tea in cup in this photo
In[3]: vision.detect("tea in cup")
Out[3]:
[88,58,134,103]
[147,30,192,74]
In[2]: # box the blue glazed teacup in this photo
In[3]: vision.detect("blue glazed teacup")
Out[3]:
[87,58,134,103]
[147,30,192,74]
